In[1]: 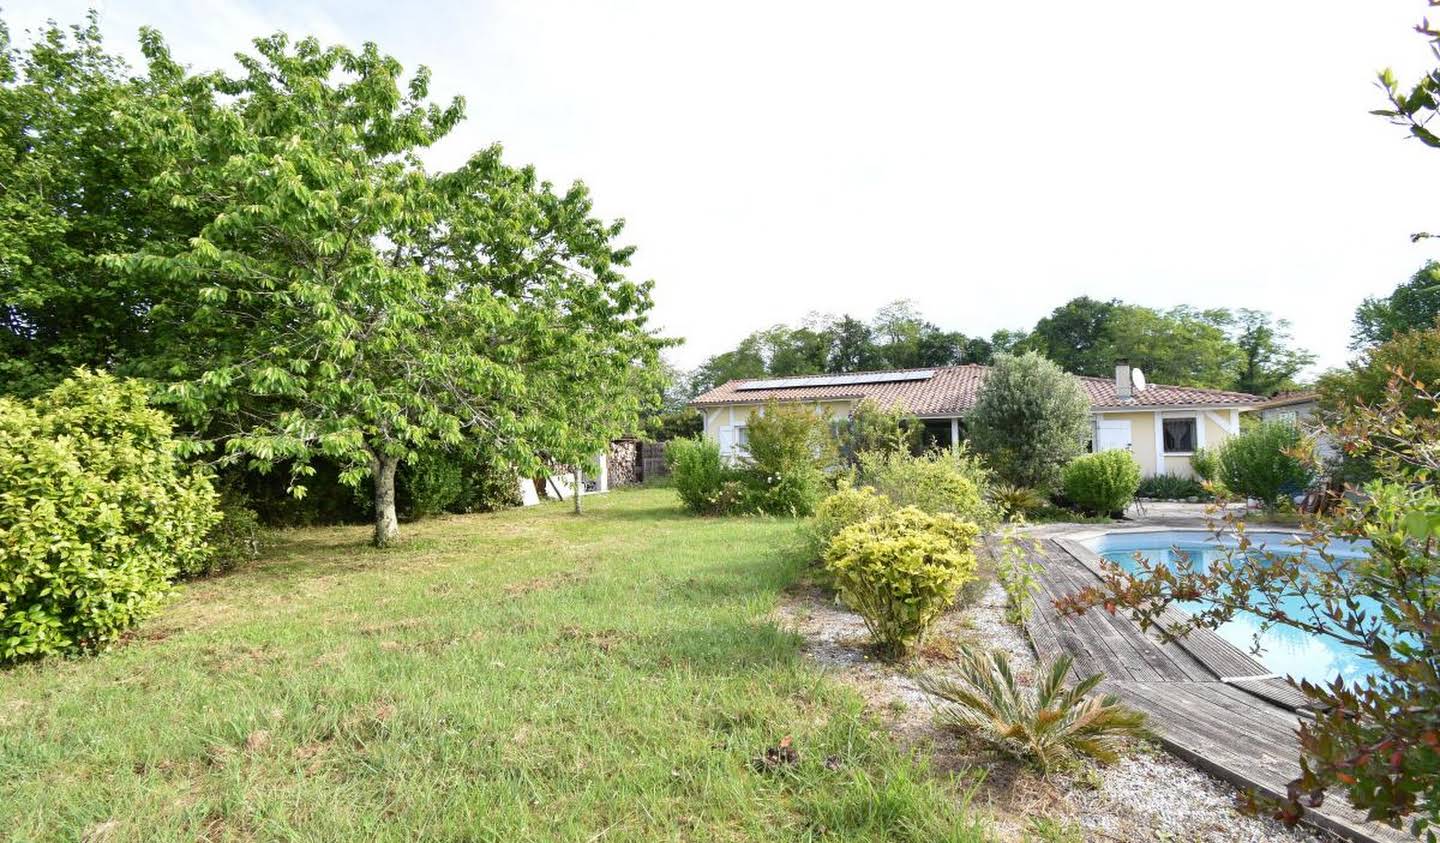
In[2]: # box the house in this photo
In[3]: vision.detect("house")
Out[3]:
[1255,390,1337,462]
[1255,390,1319,426]
[688,360,1265,478]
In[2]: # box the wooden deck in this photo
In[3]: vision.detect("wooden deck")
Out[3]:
[1016,536,1412,843]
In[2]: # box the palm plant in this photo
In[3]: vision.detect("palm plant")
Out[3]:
[919,646,1146,774]
[989,483,1047,521]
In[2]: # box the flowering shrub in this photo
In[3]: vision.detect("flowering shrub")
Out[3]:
[0,370,219,661]
[739,402,837,516]
[824,507,979,657]
[1061,450,1142,516]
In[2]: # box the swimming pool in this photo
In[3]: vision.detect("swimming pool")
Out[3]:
[1082,529,1380,685]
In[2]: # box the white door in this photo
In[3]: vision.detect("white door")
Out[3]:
[1094,420,1132,453]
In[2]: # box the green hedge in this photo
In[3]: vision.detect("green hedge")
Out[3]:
[1061,450,1142,516]
[856,448,998,529]
[666,436,738,514]
[0,371,219,661]
[1135,472,1207,501]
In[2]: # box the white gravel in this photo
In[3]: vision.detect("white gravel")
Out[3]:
[776,579,1332,843]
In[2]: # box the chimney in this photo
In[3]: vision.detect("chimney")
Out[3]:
[1114,358,1132,400]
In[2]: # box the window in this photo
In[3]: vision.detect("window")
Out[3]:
[1162,417,1196,453]
[734,425,750,449]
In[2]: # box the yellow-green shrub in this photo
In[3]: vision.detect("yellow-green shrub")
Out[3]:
[0,371,219,661]
[824,507,980,657]
[803,483,894,559]
[856,448,997,528]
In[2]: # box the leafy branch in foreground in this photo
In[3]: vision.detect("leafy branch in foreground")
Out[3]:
[1054,372,1440,837]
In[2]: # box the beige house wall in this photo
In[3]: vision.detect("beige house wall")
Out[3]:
[1098,408,1241,478]
[1097,411,1158,475]
[702,400,855,459]
[700,401,1247,477]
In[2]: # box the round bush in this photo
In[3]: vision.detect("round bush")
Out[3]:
[1061,450,1142,516]
[824,507,980,657]
[1217,421,1316,506]
[856,448,997,528]
[0,371,219,661]
[804,483,894,559]
[666,435,733,514]
[968,352,1092,491]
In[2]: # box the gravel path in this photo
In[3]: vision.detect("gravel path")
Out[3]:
[776,578,1332,843]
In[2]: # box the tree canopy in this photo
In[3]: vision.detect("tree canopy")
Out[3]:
[0,15,200,396]
[3,20,666,545]
[1350,262,1440,349]
[687,300,1024,395]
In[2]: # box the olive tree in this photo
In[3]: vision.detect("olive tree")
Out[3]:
[107,32,664,545]
[968,352,1092,490]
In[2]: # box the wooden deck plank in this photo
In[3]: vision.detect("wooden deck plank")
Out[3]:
[1017,532,1408,843]
[1034,541,1209,682]
[1052,538,1283,688]
[1227,676,1315,712]
[1110,682,1412,843]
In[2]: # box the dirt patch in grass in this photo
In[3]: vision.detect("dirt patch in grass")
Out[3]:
[774,579,1332,843]
[553,624,627,653]
[358,618,429,636]
[503,568,591,597]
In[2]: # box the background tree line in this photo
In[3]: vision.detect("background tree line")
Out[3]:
[682,296,1317,398]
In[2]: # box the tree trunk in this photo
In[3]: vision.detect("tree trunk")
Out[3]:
[572,467,582,515]
[373,455,401,547]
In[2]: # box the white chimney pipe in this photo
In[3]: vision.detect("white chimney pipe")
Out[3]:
[1115,359,1132,400]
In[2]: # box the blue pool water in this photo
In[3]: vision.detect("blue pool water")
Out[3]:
[1087,530,1381,685]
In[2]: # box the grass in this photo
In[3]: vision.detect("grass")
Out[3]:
[0,487,987,842]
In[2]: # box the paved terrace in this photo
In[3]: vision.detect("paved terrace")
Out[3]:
[1000,509,1411,843]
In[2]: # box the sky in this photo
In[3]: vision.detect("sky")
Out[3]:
[9,0,1440,377]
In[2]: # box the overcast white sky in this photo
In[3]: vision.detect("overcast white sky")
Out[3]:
[11,1,1440,376]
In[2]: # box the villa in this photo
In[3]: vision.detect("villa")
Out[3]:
[689,360,1264,478]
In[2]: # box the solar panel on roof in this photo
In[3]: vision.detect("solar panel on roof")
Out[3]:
[736,370,936,391]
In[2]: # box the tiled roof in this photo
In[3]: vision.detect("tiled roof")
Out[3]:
[688,364,1263,415]
[1255,390,1318,409]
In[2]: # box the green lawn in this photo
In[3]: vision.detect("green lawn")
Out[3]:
[0,487,985,842]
